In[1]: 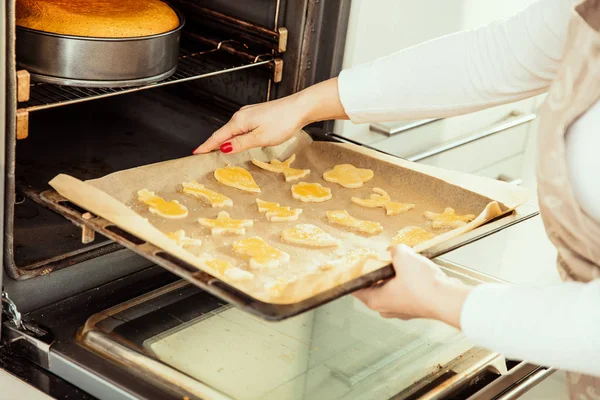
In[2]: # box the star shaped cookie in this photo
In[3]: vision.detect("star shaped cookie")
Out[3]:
[181,180,233,208]
[281,224,340,248]
[256,199,302,222]
[137,189,188,219]
[198,211,253,235]
[424,207,475,229]
[351,188,415,215]
[323,164,374,188]
[214,165,260,193]
[252,154,310,181]
[326,209,383,235]
[232,236,290,270]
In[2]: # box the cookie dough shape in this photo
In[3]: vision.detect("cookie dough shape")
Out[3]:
[204,258,254,282]
[351,188,415,216]
[214,165,261,193]
[252,154,310,182]
[319,248,379,271]
[326,210,383,235]
[424,207,475,229]
[166,230,202,247]
[181,180,233,208]
[137,189,188,219]
[198,211,253,235]
[281,224,341,248]
[232,237,290,270]
[323,164,374,188]
[391,226,436,247]
[256,199,302,222]
[291,182,332,203]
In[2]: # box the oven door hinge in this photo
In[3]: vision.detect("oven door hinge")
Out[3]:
[2,292,51,368]
[2,291,23,330]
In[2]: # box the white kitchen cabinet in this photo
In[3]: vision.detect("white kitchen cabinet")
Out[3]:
[334,0,538,142]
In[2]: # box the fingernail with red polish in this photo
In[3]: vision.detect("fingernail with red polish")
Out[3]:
[220,142,233,154]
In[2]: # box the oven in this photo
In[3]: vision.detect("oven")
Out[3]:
[1,1,555,399]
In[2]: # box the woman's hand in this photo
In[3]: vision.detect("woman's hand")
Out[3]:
[353,245,473,329]
[193,78,349,155]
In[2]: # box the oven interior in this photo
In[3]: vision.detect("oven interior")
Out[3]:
[6,0,349,282]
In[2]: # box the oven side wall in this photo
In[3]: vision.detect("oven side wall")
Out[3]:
[1,0,11,334]
[1,0,157,313]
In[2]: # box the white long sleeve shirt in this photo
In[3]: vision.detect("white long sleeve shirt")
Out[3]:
[338,0,600,376]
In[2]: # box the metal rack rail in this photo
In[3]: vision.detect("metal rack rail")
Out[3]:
[19,48,275,113]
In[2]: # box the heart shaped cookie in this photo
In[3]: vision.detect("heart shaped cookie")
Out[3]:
[214,165,260,193]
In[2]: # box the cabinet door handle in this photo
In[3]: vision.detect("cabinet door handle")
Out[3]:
[495,368,556,400]
[497,174,522,186]
[370,118,441,136]
[407,113,536,162]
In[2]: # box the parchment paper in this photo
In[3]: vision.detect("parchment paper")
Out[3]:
[49,131,530,304]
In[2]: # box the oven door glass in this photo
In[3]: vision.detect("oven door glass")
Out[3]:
[150,304,469,400]
[80,261,499,400]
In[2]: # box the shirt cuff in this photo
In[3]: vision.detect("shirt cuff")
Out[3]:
[338,64,376,124]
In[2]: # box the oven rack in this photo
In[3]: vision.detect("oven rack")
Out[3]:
[18,48,277,113]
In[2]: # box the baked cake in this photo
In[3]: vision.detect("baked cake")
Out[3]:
[16,0,180,38]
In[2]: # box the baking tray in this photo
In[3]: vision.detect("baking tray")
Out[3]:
[37,189,536,321]
[40,133,534,320]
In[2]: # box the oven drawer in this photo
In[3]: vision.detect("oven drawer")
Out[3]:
[370,112,534,174]
[337,98,535,148]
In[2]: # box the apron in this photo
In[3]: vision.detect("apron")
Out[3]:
[536,0,600,397]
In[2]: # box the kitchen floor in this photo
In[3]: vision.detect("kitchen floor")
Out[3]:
[0,369,53,400]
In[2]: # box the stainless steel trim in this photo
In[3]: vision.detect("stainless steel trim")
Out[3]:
[394,348,506,399]
[0,0,7,337]
[370,118,441,136]
[49,351,141,400]
[407,113,536,162]
[496,368,557,400]
[434,259,510,285]
[3,322,51,369]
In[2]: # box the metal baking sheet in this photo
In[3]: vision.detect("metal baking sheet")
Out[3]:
[37,189,537,321]
[45,131,532,319]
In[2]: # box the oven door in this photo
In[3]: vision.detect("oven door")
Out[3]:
[2,258,524,400]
